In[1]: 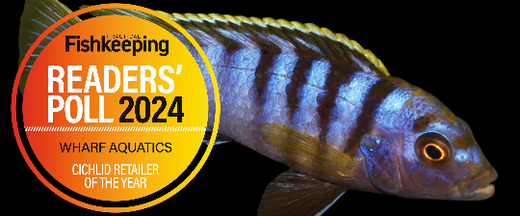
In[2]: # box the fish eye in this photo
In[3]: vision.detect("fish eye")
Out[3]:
[415,132,451,164]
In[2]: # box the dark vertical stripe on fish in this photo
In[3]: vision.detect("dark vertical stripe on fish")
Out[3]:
[343,78,398,154]
[254,49,279,106]
[245,22,284,107]
[317,63,361,143]
[285,58,314,120]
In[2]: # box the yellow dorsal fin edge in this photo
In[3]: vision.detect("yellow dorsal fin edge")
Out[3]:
[156,11,390,76]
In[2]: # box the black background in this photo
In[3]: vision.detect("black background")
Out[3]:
[6,0,510,215]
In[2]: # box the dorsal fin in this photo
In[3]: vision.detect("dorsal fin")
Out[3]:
[18,0,81,94]
[84,7,389,76]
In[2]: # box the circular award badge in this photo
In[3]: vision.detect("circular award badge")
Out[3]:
[12,3,219,212]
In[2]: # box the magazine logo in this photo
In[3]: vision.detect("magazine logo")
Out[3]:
[65,34,169,56]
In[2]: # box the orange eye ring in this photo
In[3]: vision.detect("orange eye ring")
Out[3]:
[415,132,452,165]
[423,143,446,162]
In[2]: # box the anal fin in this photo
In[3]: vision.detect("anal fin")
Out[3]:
[258,170,347,216]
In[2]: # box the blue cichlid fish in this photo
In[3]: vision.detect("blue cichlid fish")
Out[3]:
[19,1,497,215]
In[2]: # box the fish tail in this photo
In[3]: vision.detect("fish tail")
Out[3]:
[18,0,80,94]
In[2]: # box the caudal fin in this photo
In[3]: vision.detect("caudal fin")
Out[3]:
[18,0,81,93]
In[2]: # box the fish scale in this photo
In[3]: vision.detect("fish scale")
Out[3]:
[262,53,296,125]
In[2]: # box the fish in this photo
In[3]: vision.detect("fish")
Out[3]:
[19,0,497,215]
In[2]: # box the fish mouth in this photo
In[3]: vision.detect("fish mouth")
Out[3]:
[464,167,497,200]
[468,184,495,200]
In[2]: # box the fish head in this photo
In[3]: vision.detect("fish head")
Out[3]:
[359,88,497,200]
[399,119,497,200]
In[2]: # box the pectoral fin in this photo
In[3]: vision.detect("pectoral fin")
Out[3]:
[202,127,234,145]
[258,170,346,216]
